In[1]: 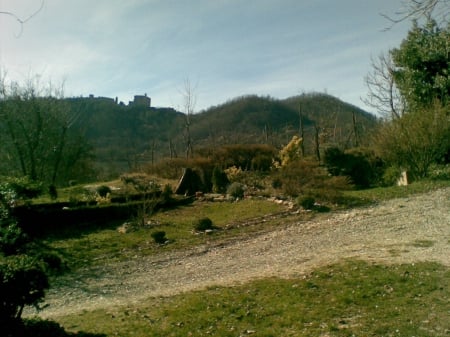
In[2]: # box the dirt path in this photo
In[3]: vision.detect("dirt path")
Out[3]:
[31,187,450,319]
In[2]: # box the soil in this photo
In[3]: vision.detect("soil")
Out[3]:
[28,187,450,319]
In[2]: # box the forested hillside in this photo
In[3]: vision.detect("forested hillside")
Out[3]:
[65,93,378,178]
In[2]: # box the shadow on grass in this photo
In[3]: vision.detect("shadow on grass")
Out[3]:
[6,318,107,337]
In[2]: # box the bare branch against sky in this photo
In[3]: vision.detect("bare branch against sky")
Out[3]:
[0,0,45,37]
[382,0,449,29]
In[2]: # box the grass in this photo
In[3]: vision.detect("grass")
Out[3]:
[34,178,450,335]
[45,178,450,273]
[56,260,449,337]
[46,198,288,271]
[344,179,450,203]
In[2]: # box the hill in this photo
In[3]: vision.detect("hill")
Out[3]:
[66,93,378,177]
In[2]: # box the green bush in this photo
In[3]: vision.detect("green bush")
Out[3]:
[324,147,384,188]
[227,182,245,199]
[194,217,215,232]
[48,185,58,200]
[271,178,282,189]
[212,144,276,171]
[382,166,402,186]
[0,223,29,256]
[0,255,49,320]
[4,177,43,200]
[151,231,167,244]
[274,160,324,197]
[161,184,173,203]
[429,164,450,180]
[35,250,66,274]
[211,166,229,193]
[298,196,315,210]
[96,185,111,198]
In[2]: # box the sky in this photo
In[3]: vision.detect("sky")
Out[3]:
[0,0,412,113]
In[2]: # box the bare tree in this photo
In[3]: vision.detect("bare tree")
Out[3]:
[180,78,197,159]
[363,54,406,119]
[298,101,305,157]
[0,74,92,185]
[0,0,45,37]
[382,0,449,28]
[313,123,321,163]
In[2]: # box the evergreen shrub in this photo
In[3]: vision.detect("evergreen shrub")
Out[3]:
[194,217,215,232]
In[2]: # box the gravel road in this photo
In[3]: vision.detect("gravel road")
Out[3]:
[30,187,450,319]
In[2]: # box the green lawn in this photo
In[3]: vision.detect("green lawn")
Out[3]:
[57,260,449,337]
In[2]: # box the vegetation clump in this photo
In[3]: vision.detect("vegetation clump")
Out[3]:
[151,231,168,244]
[96,185,111,198]
[297,196,316,210]
[193,217,215,232]
[211,166,229,193]
[227,182,245,199]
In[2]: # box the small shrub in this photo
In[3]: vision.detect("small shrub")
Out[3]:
[36,250,66,274]
[48,185,58,200]
[275,160,323,197]
[324,147,384,188]
[429,164,450,180]
[161,184,173,202]
[271,178,282,189]
[151,231,167,244]
[382,166,402,186]
[0,255,49,320]
[298,196,315,210]
[194,217,215,232]
[6,177,43,200]
[224,166,243,182]
[96,185,111,198]
[227,182,245,199]
[212,166,229,193]
[0,223,29,256]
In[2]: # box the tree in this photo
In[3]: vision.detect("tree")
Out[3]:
[364,53,406,119]
[390,19,450,110]
[0,76,93,185]
[180,78,197,159]
[0,178,49,323]
[0,255,49,321]
[374,103,449,178]
[121,174,161,227]
[366,16,450,178]
[368,12,449,118]
[383,0,449,28]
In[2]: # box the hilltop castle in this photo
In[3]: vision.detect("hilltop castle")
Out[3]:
[87,93,151,108]
[129,93,151,107]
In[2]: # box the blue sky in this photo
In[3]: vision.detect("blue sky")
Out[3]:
[0,0,411,113]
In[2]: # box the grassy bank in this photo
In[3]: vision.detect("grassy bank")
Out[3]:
[57,260,449,337]
[46,179,450,273]
[41,180,449,336]
[46,198,289,270]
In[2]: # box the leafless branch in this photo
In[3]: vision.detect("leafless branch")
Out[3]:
[363,53,406,119]
[382,0,449,29]
[0,0,45,37]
